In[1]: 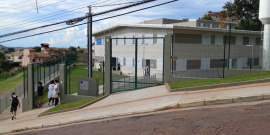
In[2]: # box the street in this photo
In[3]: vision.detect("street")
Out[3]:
[15,100,270,135]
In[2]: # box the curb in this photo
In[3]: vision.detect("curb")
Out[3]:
[167,78,270,92]
[38,95,109,117]
[2,94,270,134]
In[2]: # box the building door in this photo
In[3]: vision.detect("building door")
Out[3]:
[145,59,151,76]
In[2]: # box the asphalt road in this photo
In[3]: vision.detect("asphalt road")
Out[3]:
[15,101,270,135]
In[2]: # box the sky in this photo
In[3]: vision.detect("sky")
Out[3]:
[0,0,230,48]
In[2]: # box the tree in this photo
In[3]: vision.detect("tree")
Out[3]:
[78,49,84,54]
[8,48,15,53]
[33,46,41,52]
[202,16,213,20]
[0,52,11,73]
[223,0,261,31]
[69,46,77,52]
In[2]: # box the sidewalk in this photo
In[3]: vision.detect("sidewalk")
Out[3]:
[1,82,270,134]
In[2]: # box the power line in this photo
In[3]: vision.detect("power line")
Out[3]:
[0,0,127,40]
[0,0,128,39]
[0,0,118,32]
[0,0,70,19]
[0,0,156,39]
[0,0,178,43]
[0,0,32,8]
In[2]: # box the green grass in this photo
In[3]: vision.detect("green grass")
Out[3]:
[0,72,24,96]
[67,65,105,94]
[168,71,270,89]
[42,94,103,114]
[67,65,127,94]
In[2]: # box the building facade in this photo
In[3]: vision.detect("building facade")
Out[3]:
[21,49,49,67]
[203,11,232,22]
[5,51,23,62]
[93,19,261,77]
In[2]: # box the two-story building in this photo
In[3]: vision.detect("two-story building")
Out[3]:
[93,18,261,77]
[21,49,49,67]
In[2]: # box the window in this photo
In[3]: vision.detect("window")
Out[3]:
[243,37,249,45]
[33,59,36,62]
[227,25,230,29]
[211,35,215,45]
[216,16,219,18]
[209,24,213,28]
[219,26,222,29]
[175,34,202,44]
[39,59,40,61]
[200,23,204,27]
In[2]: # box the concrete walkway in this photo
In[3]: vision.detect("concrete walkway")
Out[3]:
[1,82,270,134]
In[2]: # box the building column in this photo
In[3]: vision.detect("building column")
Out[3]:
[164,35,172,83]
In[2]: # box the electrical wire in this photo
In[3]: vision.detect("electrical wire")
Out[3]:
[0,0,128,39]
[0,0,178,43]
[0,0,116,32]
[0,0,155,38]
[0,0,33,8]
[0,0,71,19]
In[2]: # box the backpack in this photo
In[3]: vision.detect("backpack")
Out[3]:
[12,96,18,107]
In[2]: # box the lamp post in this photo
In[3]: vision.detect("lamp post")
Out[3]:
[247,45,254,69]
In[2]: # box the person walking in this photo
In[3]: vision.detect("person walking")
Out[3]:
[117,62,121,71]
[9,92,20,120]
[54,80,60,106]
[37,82,44,107]
[48,80,55,105]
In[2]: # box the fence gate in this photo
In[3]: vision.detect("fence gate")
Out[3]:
[110,37,165,93]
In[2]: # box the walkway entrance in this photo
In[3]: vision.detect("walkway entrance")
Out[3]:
[109,37,165,93]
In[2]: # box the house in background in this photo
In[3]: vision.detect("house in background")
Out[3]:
[20,49,49,67]
[41,43,50,53]
[5,51,23,62]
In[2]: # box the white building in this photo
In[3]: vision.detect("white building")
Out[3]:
[93,18,261,77]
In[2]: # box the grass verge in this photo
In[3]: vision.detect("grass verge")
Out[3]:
[42,94,103,114]
[168,71,270,89]
[0,72,24,96]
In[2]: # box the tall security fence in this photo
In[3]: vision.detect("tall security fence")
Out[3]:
[110,37,165,93]
[0,56,69,114]
[170,29,263,79]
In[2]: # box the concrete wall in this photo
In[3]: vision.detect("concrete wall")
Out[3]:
[59,64,94,104]
[225,69,266,77]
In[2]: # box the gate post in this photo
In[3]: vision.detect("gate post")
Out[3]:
[22,64,34,112]
[164,35,172,83]
[105,36,111,95]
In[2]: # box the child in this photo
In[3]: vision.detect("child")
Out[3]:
[9,92,20,120]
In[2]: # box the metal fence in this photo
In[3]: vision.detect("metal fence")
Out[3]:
[0,57,64,114]
[111,74,160,93]
[171,30,263,79]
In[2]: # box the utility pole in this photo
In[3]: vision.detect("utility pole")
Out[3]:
[87,6,93,78]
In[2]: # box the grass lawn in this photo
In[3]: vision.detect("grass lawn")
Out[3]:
[42,94,103,114]
[168,71,270,89]
[67,65,127,94]
[67,65,105,94]
[0,72,24,96]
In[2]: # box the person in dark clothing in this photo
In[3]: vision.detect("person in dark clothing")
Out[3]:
[117,62,121,71]
[9,92,20,120]
[37,82,44,107]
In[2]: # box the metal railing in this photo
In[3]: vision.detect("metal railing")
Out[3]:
[0,58,64,114]
[111,74,160,93]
